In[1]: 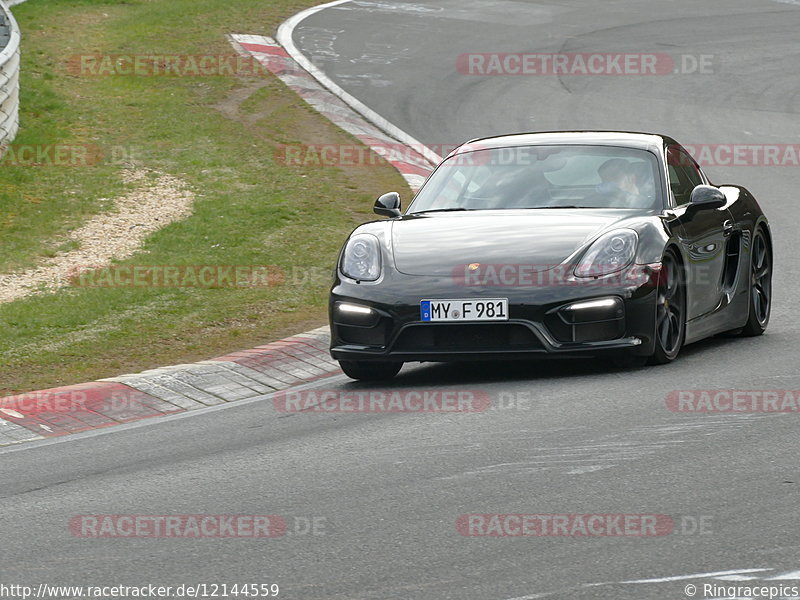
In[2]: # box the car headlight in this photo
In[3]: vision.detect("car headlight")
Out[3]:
[575,229,638,277]
[341,233,382,281]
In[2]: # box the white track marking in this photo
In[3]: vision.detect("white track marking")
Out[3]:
[766,571,800,580]
[502,569,780,600]
[276,0,443,167]
[616,569,774,584]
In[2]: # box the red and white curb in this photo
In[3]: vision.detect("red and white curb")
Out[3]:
[228,32,439,191]
[0,327,339,446]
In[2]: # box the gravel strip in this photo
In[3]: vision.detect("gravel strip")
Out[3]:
[0,169,195,304]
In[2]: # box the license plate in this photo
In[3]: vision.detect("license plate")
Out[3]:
[420,299,509,322]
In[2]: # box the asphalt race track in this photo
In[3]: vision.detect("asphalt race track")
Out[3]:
[2,1,800,598]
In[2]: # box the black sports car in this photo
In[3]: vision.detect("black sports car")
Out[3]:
[329,132,772,381]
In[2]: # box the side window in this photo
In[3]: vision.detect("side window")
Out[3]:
[667,147,703,205]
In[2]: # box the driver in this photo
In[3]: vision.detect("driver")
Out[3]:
[594,158,640,207]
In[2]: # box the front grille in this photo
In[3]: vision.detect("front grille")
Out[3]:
[393,323,541,352]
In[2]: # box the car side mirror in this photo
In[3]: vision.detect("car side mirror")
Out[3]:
[689,185,726,211]
[374,192,401,217]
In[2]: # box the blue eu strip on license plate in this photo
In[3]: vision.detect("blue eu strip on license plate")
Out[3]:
[421,300,432,321]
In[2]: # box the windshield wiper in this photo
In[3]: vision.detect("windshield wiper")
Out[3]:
[411,208,473,214]
[533,205,591,209]
[412,206,597,213]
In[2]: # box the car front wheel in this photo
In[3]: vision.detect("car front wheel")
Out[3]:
[649,249,686,365]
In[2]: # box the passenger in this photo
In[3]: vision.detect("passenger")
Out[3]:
[629,161,657,208]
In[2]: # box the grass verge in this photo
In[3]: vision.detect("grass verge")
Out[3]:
[0,0,411,395]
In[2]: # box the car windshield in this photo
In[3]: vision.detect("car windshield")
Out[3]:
[408,145,662,213]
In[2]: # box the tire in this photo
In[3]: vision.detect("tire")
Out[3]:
[339,360,403,381]
[737,227,772,337]
[648,249,686,365]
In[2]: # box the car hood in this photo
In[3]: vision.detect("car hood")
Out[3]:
[391,210,633,276]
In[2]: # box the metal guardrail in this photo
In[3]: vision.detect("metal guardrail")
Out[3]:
[0,0,21,157]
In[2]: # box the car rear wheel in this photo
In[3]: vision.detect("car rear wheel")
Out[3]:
[738,228,772,337]
[649,250,686,365]
[339,360,403,381]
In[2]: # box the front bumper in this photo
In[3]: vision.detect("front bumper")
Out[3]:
[329,264,660,362]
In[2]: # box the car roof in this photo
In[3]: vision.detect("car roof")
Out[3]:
[452,131,673,156]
